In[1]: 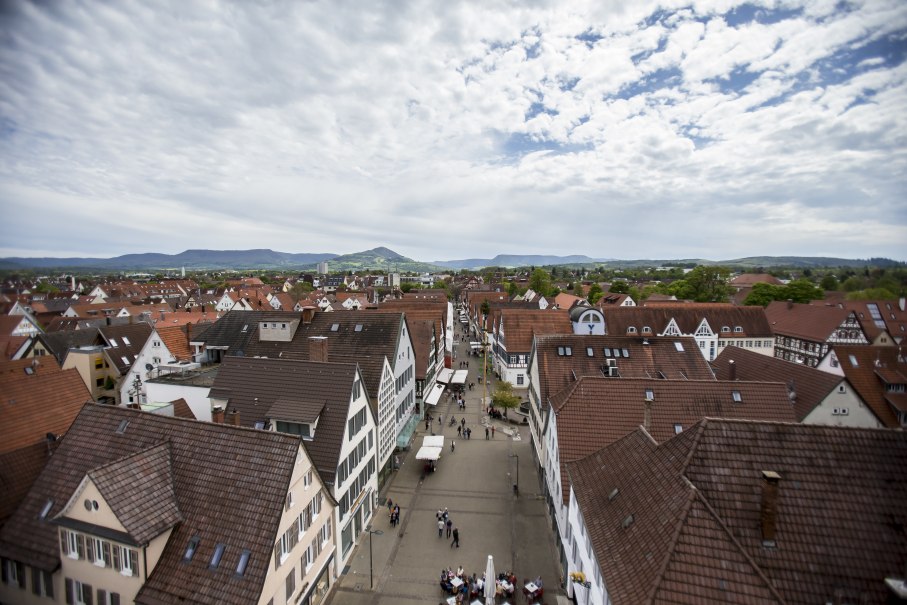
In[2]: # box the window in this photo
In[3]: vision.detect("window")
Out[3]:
[63,530,83,559]
[642,326,651,334]
[109,338,118,347]
[603,347,612,357]
[31,567,53,598]
[90,537,108,567]
[286,568,296,601]
[304,543,313,571]
[674,342,684,352]
[848,355,858,367]
[627,326,637,334]
[236,550,251,576]
[564,346,572,356]
[2,558,24,589]
[674,424,683,434]
[838,384,846,393]
[645,389,654,401]
[586,347,594,357]
[97,589,121,605]
[39,499,53,519]
[622,348,630,357]
[96,378,105,388]
[209,544,226,569]
[121,336,131,346]
[286,491,294,511]
[65,578,92,605]
[732,390,742,403]
[183,536,200,562]
[516,374,524,386]
[304,470,313,489]
[121,356,131,365]
[557,346,565,356]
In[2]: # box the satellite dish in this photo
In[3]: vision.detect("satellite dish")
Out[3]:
[145,363,153,371]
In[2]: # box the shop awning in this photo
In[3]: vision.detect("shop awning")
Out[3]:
[416,446,443,461]
[470,341,482,350]
[423,435,444,448]
[452,370,468,384]
[424,382,445,406]
[436,368,454,383]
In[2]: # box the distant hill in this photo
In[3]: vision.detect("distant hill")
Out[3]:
[326,247,443,272]
[435,254,607,270]
[0,249,337,271]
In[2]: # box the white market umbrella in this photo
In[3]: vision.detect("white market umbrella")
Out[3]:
[484,554,496,605]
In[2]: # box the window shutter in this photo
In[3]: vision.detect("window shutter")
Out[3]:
[102,542,112,568]
[86,538,95,563]
[76,535,85,559]
[16,562,24,588]
[60,531,68,557]
[110,592,120,605]
[129,550,138,576]
[32,566,41,594]
[43,570,54,598]
[274,542,280,570]
[65,578,74,605]
[84,583,93,605]
[98,588,107,604]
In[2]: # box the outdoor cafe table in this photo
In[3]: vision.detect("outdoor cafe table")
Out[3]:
[525,581,539,594]
[451,576,464,589]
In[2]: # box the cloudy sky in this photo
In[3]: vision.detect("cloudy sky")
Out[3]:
[1,0,905,262]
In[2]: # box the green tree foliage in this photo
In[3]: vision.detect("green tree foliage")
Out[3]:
[34,281,60,293]
[529,268,552,296]
[490,380,521,413]
[609,280,629,294]
[507,281,519,297]
[587,283,603,304]
[819,274,839,291]
[846,288,898,300]
[743,279,825,306]
[669,266,733,302]
[288,281,313,302]
[481,299,490,316]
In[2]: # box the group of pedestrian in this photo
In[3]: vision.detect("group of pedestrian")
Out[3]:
[456,419,472,440]
[436,508,460,547]
[457,360,470,369]
[484,425,495,439]
[388,501,401,527]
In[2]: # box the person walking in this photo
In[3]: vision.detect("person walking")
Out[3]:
[491,425,495,438]
[451,527,460,548]
[446,517,453,538]
[485,426,489,440]
[451,440,456,453]
[438,518,444,538]
[457,425,462,437]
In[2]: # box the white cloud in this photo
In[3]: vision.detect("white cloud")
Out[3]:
[0,0,904,262]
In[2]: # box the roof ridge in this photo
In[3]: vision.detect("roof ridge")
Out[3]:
[644,485,697,605]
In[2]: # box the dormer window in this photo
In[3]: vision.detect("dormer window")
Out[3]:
[642,326,651,334]
[734,326,743,333]
[627,326,637,334]
[721,326,730,333]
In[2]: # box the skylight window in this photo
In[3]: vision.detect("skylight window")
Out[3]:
[331,323,340,332]
[622,348,630,357]
[586,347,594,357]
[604,348,612,357]
[849,355,858,367]
[115,420,129,434]
[241,324,249,333]
[183,536,200,562]
[209,543,226,569]
[109,338,118,347]
[236,549,251,576]
[645,389,654,401]
[354,324,363,332]
[564,346,572,356]
[122,336,131,346]
[674,342,684,352]
[121,356,131,365]
[732,390,742,403]
[39,499,53,519]
[674,424,683,434]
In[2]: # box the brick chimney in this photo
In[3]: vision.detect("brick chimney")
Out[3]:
[212,406,225,424]
[186,322,192,348]
[228,409,241,426]
[728,359,736,381]
[309,336,329,362]
[643,399,652,432]
[302,307,316,324]
[760,470,781,546]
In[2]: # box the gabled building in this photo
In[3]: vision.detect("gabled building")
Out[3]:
[0,358,90,528]
[0,404,336,605]
[192,310,415,486]
[840,299,907,345]
[492,309,572,387]
[712,345,877,427]
[119,325,201,411]
[208,356,375,573]
[526,334,714,474]
[564,420,907,605]
[546,377,797,583]
[601,304,774,362]
[766,301,870,367]
[817,345,907,428]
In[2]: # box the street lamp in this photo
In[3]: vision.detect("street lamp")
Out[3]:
[509,453,519,494]
[366,526,383,589]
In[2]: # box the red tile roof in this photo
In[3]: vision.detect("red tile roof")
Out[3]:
[568,419,907,604]
[498,308,572,352]
[603,304,772,337]
[765,300,861,342]
[830,345,904,427]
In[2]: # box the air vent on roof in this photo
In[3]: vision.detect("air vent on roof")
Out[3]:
[115,420,129,434]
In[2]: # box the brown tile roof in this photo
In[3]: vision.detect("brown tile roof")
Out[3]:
[567,429,782,605]
[839,300,907,343]
[0,404,301,605]
[210,356,358,486]
[38,329,102,363]
[0,357,91,453]
[712,346,843,421]
[604,304,773,337]
[765,300,861,342]
[830,345,904,427]
[156,325,192,362]
[170,398,196,420]
[553,377,797,504]
[729,273,784,286]
[402,317,436,380]
[534,335,715,412]
[568,419,907,604]
[87,442,183,544]
[99,323,153,375]
[0,442,49,526]
[498,308,572,353]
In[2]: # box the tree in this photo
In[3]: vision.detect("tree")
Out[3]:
[400,282,414,293]
[288,281,313,303]
[678,266,732,302]
[819,275,839,291]
[507,281,518,297]
[783,279,825,303]
[743,283,782,306]
[490,381,521,415]
[528,268,552,296]
[609,280,629,294]
[481,300,490,316]
[587,283,603,304]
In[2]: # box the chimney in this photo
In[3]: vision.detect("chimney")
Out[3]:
[309,336,329,362]
[228,409,241,426]
[728,359,736,381]
[760,470,781,546]
[212,406,225,424]
[643,399,652,432]
[900,297,905,312]
[186,322,192,348]
[302,307,316,324]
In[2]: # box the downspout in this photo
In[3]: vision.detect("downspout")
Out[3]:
[143,545,148,581]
